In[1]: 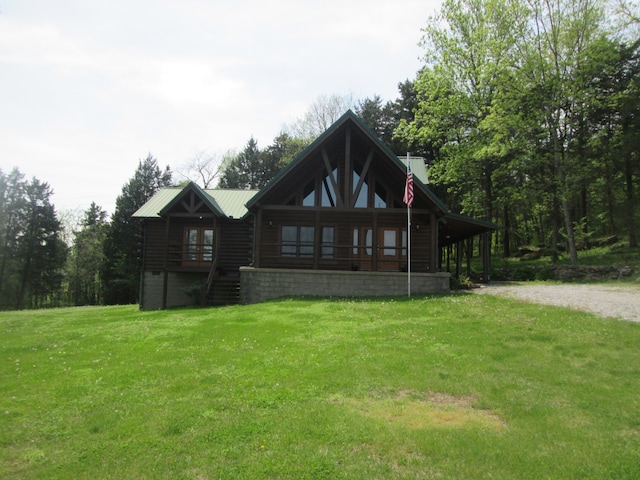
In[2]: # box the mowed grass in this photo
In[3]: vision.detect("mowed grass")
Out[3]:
[1,295,639,479]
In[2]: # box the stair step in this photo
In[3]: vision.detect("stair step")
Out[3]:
[207,277,240,306]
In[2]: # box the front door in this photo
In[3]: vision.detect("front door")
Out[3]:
[377,228,407,271]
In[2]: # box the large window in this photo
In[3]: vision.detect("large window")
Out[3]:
[183,227,214,266]
[302,181,315,206]
[321,226,335,258]
[281,226,315,257]
[352,170,368,208]
[321,168,339,207]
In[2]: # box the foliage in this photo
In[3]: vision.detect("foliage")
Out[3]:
[1,297,639,478]
[66,202,108,305]
[397,0,640,260]
[176,150,224,188]
[101,154,172,305]
[283,93,356,141]
[0,168,67,310]
[219,134,307,189]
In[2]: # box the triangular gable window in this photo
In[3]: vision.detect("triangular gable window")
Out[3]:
[302,181,315,207]
[352,169,368,208]
[321,167,338,207]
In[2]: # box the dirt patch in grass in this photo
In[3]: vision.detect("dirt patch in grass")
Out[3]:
[335,390,506,431]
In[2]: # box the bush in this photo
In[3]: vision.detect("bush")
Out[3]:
[535,267,554,281]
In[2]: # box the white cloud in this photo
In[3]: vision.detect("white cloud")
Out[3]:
[0,0,441,214]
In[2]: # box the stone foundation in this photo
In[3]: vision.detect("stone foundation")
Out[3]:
[239,267,451,304]
[141,271,205,310]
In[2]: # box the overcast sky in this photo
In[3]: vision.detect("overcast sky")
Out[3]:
[1,0,440,216]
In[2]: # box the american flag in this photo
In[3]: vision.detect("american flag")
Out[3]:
[403,164,414,207]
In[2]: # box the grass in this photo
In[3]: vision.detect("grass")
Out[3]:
[1,296,640,479]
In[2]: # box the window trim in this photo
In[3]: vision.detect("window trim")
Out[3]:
[182,226,214,266]
[280,225,315,257]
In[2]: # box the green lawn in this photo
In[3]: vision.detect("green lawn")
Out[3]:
[1,295,639,479]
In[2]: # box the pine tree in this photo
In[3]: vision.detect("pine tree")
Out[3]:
[102,154,172,305]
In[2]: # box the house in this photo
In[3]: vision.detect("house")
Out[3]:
[133,111,497,309]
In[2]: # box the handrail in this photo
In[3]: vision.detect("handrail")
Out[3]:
[204,254,219,301]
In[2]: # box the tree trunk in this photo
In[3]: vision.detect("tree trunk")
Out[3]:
[503,204,511,257]
[626,152,637,247]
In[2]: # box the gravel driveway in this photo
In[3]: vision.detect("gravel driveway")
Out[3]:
[472,283,640,322]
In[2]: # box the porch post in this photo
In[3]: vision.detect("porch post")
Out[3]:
[465,237,473,277]
[483,232,492,283]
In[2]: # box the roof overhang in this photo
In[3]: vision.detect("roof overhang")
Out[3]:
[438,212,499,246]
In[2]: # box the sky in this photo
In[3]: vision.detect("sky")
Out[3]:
[0,0,440,216]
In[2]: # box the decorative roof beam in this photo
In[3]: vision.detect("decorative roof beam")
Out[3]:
[321,148,343,207]
[351,149,374,207]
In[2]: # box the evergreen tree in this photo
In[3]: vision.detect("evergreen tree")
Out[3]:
[68,202,108,305]
[0,168,26,309]
[15,178,66,309]
[102,154,172,305]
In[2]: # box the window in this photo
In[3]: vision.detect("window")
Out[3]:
[281,226,297,256]
[321,226,335,258]
[383,229,397,256]
[374,183,387,208]
[321,168,339,207]
[183,227,214,266]
[302,181,315,206]
[281,226,315,257]
[352,170,368,208]
[352,227,373,270]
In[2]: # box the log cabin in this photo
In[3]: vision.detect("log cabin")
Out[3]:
[133,111,497,309]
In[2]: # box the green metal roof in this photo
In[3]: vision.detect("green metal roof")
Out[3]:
[132,187,184,218]
[397,156,428,185]
[132,183,258,219]
[206,189,258,219]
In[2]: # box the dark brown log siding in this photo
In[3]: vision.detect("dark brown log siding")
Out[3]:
[141,217,251,273]
[257,208,434,272]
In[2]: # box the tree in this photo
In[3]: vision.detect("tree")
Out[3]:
[521,0,608,262]
[0,168,26,307]
[262,133,307,171]
[102,154,172,305]
[582,37,640,246]
[218,137,264,189]
[15,178,67,309]
[177,150,223,188]
[219,133,308,190]
[68,202,108,305]
[284,93,355,140]
[400,0,530,225]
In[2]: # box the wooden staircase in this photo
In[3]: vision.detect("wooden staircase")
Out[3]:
[206,276,240,305]
[202,257,241,306]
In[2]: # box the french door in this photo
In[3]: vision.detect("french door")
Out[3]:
[183,227,214,267]
[352,227,373,270]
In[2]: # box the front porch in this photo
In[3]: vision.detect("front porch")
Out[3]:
[239,267,451,304]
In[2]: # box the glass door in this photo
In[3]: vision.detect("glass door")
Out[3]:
[183,227,214,267]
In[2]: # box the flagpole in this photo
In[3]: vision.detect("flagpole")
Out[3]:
[406,154,411,298]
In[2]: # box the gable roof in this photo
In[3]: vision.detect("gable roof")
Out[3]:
[132,181,258,219]
[245,110,449,214]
